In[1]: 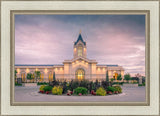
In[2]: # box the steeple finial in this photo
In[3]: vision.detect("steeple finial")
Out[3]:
[79,29,81,34]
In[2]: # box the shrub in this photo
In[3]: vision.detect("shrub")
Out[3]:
[117,74,122,80]
[112,82,123,85]
[39,85,45,91]
[43,86,52,92]
[62,81,68,93]
[101,80,109,90]
[113,86,122,93]
[37,82,48,85]
[107,86,116,92]
[70,80,79,91]
[110,78,114,82]
[49,80,59,87]
[15,82,22,86]
[74,87,88,95]
[94,80,100,90]
[142,76,145,83]
[96,87,106,96]
[124,73,131,82]
[52,86,63,95]
[79,80,89,89]
[142,82,145,86]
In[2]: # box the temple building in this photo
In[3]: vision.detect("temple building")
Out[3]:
[15,32,124,82]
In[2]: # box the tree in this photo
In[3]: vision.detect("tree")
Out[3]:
[35,71,41,82]
[15,70,17,79]
[53,72,56,81]
[117,74,122,80]
[106,71,109,82]
[124,73,131,83]
[110,78,114,82]
[27,73,33,82]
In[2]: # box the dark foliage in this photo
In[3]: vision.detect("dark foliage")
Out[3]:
[131,77,139,82]
[79,80,89,89]
[62,81,68,93]
[101,80,110,90]
[70,80,79,91]
[49,80,59,87]
[94,79,100,91]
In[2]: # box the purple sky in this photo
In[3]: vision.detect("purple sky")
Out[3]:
[15,15,145,76]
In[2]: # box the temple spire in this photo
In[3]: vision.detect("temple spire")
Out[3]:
[79,29,82,34]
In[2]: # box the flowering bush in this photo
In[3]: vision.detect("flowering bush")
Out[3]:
[91,90,96,95]
[96,87,106,96]
[74,87,88,95]
[52,86,63,95]
[46,91,51,94]
[107,86,116,92]
[67,90,73,96]
[113,86,122,93]
[108,91,113,95]
[39,85,45,91]
[43,86,52,92]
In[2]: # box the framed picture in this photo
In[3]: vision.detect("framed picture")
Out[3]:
[0,0,159,115]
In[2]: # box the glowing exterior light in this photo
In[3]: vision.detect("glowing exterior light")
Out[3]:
[45,68,48,73]
[74,48,76,51]
[36,68,38,71]
[86,62,88,65]
[26,68,30,73]
[72,62,75,65]
[17,68,20,74]
[76,61,79,63]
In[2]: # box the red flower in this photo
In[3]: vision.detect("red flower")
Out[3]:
[67,93,71,96]
[41,91,44,93]
[93,92,96,95]
[79,93,82,96]
[46,91,49,94]
[70,91,73,95]
[91,90,94,94]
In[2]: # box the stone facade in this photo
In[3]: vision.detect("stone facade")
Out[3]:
[15,32,124,82]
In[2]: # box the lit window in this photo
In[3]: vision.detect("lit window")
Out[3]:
[78,46,82,56]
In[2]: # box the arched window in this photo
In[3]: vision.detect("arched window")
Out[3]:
[48,72,53,82]
[78,45,83,56]
[21,72,26,82]
[75,69,85,80]
[39,73,44,82]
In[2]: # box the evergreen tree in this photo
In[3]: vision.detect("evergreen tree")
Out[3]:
[53,72,56,81]
[106,71,109,82]
[117,74,122,80]
[35,71,41,82]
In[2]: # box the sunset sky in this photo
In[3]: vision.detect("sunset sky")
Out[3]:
[15,15,145,76]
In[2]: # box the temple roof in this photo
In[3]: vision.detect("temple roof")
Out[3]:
[97,64,119,67]
[74,34,86,45]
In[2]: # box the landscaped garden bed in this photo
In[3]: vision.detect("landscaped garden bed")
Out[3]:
[38,80,122,96]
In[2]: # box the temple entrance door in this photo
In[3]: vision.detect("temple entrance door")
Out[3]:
[75,69,85,80]
[113,73,118,80]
